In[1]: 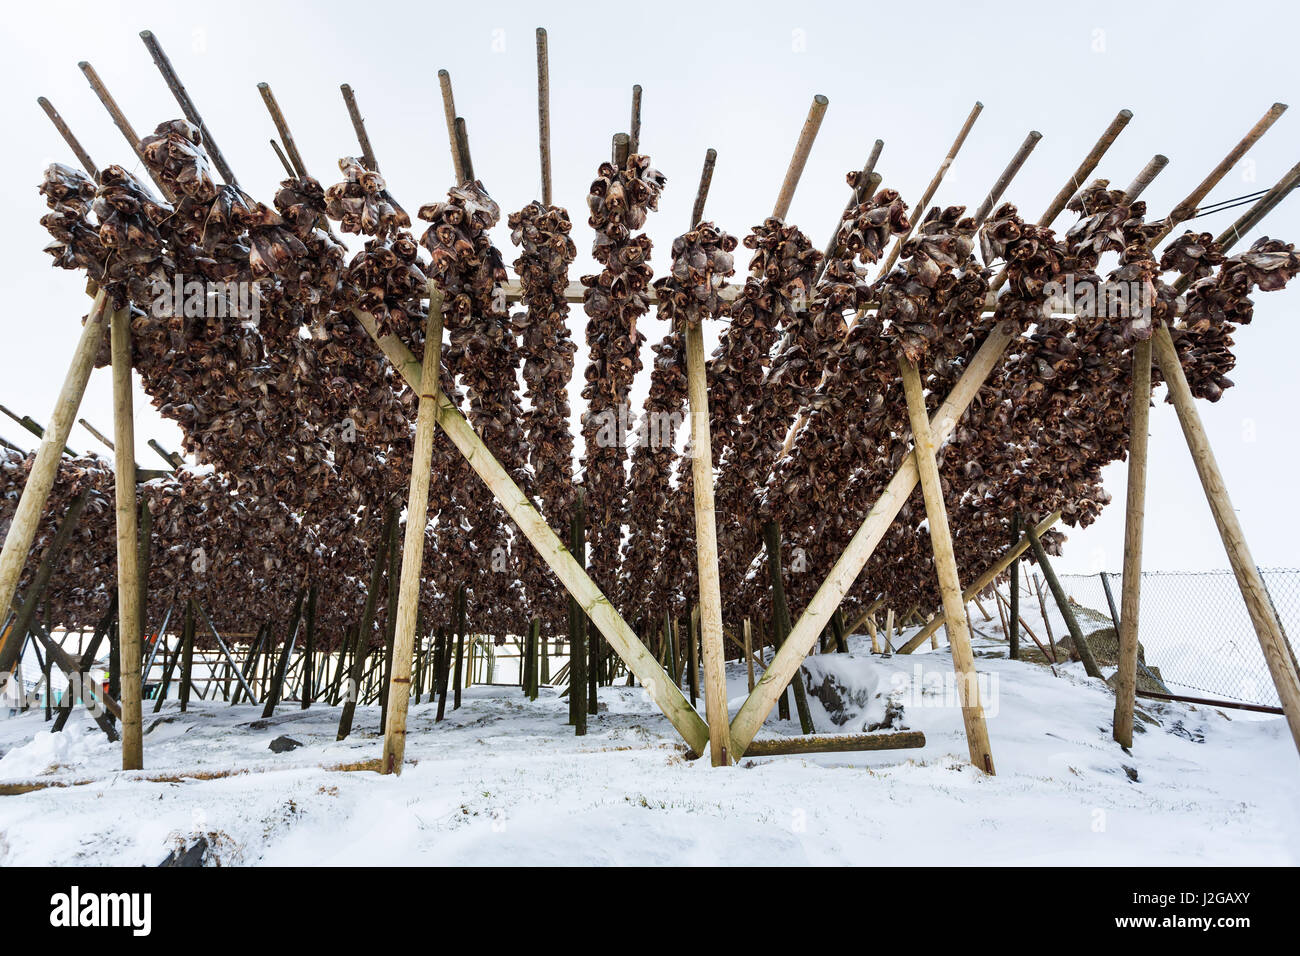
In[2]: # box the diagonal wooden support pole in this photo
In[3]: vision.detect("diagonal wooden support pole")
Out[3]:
[0,290,109,648]
[355,307,710,755]
[111,304,144,770]
[1152,324,1300,756]
[1024,521,1102,678]
[772,95,829,220]
[261,589,306,718]
[193,601,260,705]
[897,511,1061,654]
[32,620,120,741]
[876,100,985,277]
[382,294,444,774]
[729,323,1015,756]
[898,356,994,773]
[0,488,91,677]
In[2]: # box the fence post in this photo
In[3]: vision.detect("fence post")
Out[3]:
[1099,571,1122,635]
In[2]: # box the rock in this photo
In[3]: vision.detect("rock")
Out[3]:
[1105,665,1171,696]
[159,836,208,867]
[805,670,872,727]
[269,735,303,753]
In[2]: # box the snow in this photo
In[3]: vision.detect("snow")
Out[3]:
[0,620,1296,866]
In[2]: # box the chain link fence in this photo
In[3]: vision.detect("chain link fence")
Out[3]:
[1057,569,1299,709]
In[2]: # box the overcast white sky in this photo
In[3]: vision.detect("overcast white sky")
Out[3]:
[1,0,1297,574]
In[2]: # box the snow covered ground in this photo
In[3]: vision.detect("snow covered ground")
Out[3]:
[1,622,1296,866]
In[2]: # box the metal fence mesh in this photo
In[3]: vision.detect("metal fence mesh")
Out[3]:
[1057,569,1300,708]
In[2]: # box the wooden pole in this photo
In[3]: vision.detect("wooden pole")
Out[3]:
[37,97,97,177]
[357,306,710,754]
[1152,102,1287,245]
[1152,323,1300,756]
[138,30,238,186]
[78,62,172,198]
[687,604,699,706]
[454,118,475,182]
[437,70,465,184]
[690,149,717,229]
[337,505,397,739]
[339,84,379,172]
[111,305,143,770]
[31,623,119,741]
[815,140,884,283]
[898,357,994,773]
[1123,155,1169,206]
[0,290,109,643]
[301,584,317,709]
[535,29,552,205]
[256,83,308,178]
[743,619,755,692]
[433,629,448,720]
[772,95,828,220]
[1113,338,1151,747]
[898,511,1060,654]
[1037,109,1133,228]
[453,587,467,710]
[1025,526,1102,678]
[972,130,1043,226]
[178,602,195,713]
[378,507,400,731]
[684,317,733,765]
[876,101,984,276]
[382,296,444,773]
[0,489,90,675]
[1033,574,1055,648]
[729,323,1016,755]
[569,504,587,732]
[1009,516,1021,659]
[762,521,815,734]
[629,84,642,154]
[743,731,926,756]
[261,590,305,718]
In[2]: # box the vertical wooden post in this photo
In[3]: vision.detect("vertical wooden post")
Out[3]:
[434,629,449,721]
[1008,516,1021,659]
[526,618,541,700]
[110,306,143,769]
[687,604,700,707]
[683,320,733,764]
[899,357,994,773]
[1152,323,1300,756]
[0,291,109,657]
[569,503,587,733]
[743,618,755,692]
[831,609,849,653]
[762,522,814,733]
[379,517,400,732]
[337,504,397,739]
[301,584,317,709]
[381,299,443,773]
[261,590,305,718]
[1075,365,1159,786]
[453,587,466,711]
[178,601,195,713]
